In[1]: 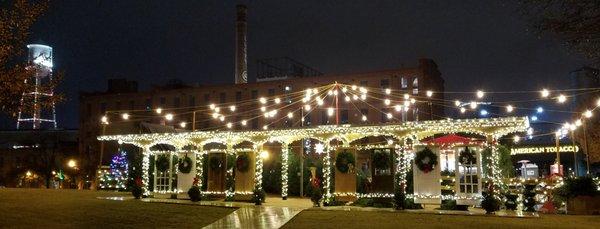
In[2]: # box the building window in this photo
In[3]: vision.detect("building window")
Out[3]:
[145,98,152,110]
[174,97,181,108]
[251,90,258,99]
[235,91,242,102]
[412,77,419,87]
[341,109,349,124]
[219,92,226,103]
[413,88,419,94]
[188,95,195,106]
[360,108,368,121]
[360,81,368,86]
[320,110,329,125]
[100,103,107,113]
[380,79,389,88]
[284,85,292,103]
[304,114,311,126]
[401,77,408,88]
[129,101,135,110]
[268,88,275,96]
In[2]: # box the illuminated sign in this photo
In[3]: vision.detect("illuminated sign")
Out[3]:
[510,145,579,155]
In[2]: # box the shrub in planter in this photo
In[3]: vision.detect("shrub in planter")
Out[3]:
[481,191,500,214]
[311,188,323,207]
[523,184,537,212]
[252,187,266,205]
[440,199,457,210]
[132,185,143,199]
[403,197,422,209]
[188,186,202,202]
[554,176,600,201]
[505,193,518,210]
[393,187,405,210]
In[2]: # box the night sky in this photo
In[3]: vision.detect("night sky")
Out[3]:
[6,0,587,129]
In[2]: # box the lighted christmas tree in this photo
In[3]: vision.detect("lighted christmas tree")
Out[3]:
[100,151,129,189]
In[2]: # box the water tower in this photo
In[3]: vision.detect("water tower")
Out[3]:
[16,44,57,129]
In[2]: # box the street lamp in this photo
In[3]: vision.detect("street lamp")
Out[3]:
[67,159,77,168]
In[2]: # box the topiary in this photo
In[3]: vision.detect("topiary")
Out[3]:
[372,150,390,170]
[554,176,600,202]
[188,186,202,202]
[523,184,537,212]
[415,147,437,173]
[481,191,500,214]
[393,187,405,210]
[311,187,323,207]
[178,155,193,174]
[132,185,143,199]
[335,150,355,173]
[505,193,518,210]
[156,154,170,172]
[236,153,250,173]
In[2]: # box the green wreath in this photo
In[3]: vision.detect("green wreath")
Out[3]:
[209,155,222,171]
[236,153,250,173]
[458,147,476,165]
[415,147,437,173]
[156,154,170,172]
[335,150,355,173]
[178,155,193,174]
[372,150,391,170]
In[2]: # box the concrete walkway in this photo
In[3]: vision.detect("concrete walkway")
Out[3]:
[139,197,310,229]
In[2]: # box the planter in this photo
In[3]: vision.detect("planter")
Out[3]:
[567,195,600,215]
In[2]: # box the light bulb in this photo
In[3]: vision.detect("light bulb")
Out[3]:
[263,125,268,130]
[214,107,220,113]
[179,122,186,128]
[287,112,293,118]
[165,113,174,121]
[385,88,391,95]
[394,105,402,112]
[156,108,163,114]
[404,94,410,100]
[304,104,311,111]
[584,110,593,118]
[260,106,267,112]
[506,105,514,113]
[455,100,461,107]
[241,120,247,126]
[460,107,466,113]
[212,113,219,119]
[226,122,232,128]
[360,94,366,100]
[345,96,351,102]
[259,97,267,104]
[219,115,225,122]
[386,113,393,119]
[575,119,582,126]
[557,94,566,103]
[353,94,359,100]
[469,101,477,109]
[209,104,215,110]
[426,90,433,97]
[342,87,348,93]
[384,99,391,105]
[476,90,485,99]
[101,116,108,124]
[513,135,520,143]
[361,115,367,121]
[351,85,357,90]
[122,113,129,120]
[229,105,236,112]
[327,107,334,116]
[541,89,550,98]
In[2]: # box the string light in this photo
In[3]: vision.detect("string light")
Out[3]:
[262,125,268,130]
[317,97,324,106]
[513,135,520,143]
[226,122,233,128]
[426,90,433,97]
[260,106,267,112]
[209,104,216,110]
[287,112,294,119]
[304,104,311,111]
[327,107,334,116]
[241,120,247,126]
[386,113,393,119]
[212,113,219,119]
[384,99,391,105]
[342,87,348,93]
[165,113,173,121]
[101,116,109,124]
[259,97,267,104]
[404,94,410,100]
[155,108,163,114]
[385,88,391,95]
[476,90,485,99]
[312,88,318,94]
[506,105,514,113]
[597,98,600,107]
[352,94,359,100]
[460,107,466,113]
[179,122,186,128]
[575,119,582,127]
[584,110,593,118]
[455,100,461,107]
[214,107,220,113]
[537,107,544,113]
[219,115,225,122]
[351,85,357,90]
[541,89,550,98]
[229,105,236,112]
[333,90,338,96]
[360,94,367,100]
[410,98,416,104]
[361,115,367,121]
[469,101,477,109]
[557,94,567,103]
[394,105,402,112]
[345,96,351,102]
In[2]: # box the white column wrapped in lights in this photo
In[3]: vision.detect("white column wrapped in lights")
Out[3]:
[281,143,289,199]
[255,145,264,192]
[141,146,151,195]
[194,150,203,188]
[487,135,506,191]
[322,144,332,201]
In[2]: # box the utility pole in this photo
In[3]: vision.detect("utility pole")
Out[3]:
[335,82,339,125]
[300,108,304,197]
[570,129,578,177]
[192,111,196,131]
[582,120,590,174]
[555,132,562,176]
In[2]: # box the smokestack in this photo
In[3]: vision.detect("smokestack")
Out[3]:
[235,4,248,84]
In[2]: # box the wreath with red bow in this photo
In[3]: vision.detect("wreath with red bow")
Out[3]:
[415,147,437,173]
[236,153,250,173]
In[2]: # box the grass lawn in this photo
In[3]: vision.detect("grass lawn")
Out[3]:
[282,208,600,229]
[0,188,235,228]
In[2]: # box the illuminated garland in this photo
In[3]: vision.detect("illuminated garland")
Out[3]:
[281,145,289,199]
[195,152,203,188]
[323,145,333,203]
[254,147,263,192]
[141,149,150,195]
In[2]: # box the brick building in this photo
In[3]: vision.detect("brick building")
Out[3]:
[79,58,444,168]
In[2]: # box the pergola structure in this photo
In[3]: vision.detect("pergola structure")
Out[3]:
[98,116,529,200]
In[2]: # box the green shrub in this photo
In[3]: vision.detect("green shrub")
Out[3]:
[403,197,422,209]
[252,188,265,205]
[523,184,536,212]
[554,176,600,202]
[505,193,518,210]
[132,185,143,199]
[188,186,201,202]
[440,199,457,210]
[311,188,323,207]
[481,191,500,214]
